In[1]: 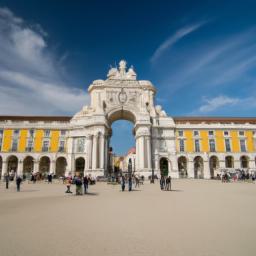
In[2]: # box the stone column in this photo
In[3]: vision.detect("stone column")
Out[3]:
[33,160,39,173]
[187,160,194,178]
[104,136,109,173]
[17,160,23,176]
[146,136,152,170]
[140,136,145,170]
[203,160,211,179]
[135,137,139,171]
[50,160,56,175]
[100,134,105,169]
[92,135,98,170]
[1,161,7,179]
[86,135,93,170]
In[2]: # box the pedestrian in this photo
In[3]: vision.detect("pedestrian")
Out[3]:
[4,172,9,189]
[121,175,125,191]
[83,175,89,194]
[166,176,172,191]
[75,176,83,195]
[47,173,52,184]
[160,176,165,190]
[65,177,72,193]
[128,176,132,191]
[16,175,22,192]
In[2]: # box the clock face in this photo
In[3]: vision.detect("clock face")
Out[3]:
[118,89,127,104]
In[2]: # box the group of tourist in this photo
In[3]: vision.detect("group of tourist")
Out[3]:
[64,175,95,195]
[220,170,256,183]
[3,172,23,191]
[160,176,172,191]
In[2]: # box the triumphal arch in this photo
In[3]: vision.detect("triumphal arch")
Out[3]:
[69,60,178,178]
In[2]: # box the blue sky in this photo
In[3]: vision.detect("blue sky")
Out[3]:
[0,0,256,154]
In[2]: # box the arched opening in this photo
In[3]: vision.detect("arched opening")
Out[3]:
[23,156,34,175]
[178,156,187,178]
[39,156,50,175]
[240,155,249,169]
[7,155,18,173]
[209,156,219,178]
[56,157,67,177]
[75,157,85,176]
[225,156,234,168]
[160,157,169,177]
[194,156,204,179]
[109,119,135,177]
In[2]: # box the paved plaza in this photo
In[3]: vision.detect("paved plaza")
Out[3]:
[0,179,256,256]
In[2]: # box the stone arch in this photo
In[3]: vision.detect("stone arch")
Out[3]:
[178,156,187,178]
[39,156,50,174]
[56,157,67,177]
[23,156,34,175]
[107,107,137,125]
[209,156,219,178]
[194,156,204,179]
[7,155,18,173]
[240,155,249,169]
[225,156,234,168]
[160,157,169,177]
[75,157,85,176]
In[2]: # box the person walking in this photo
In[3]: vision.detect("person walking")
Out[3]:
[128,176,132,191]
[166,176,172,191]
[75,176,83,195]
[16,175,22,192]
[121,175,125,191]
[83,175,89,194]
[65,177,72,193]
[4,172,9,189]
[160,176,165,190]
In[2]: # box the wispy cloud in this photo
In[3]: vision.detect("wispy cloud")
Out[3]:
[0,7,88,115]
[198,95,240,113]
[150,21,207,63]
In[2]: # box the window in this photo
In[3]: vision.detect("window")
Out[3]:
[178,130,183,137]
[44,129,50,137]
[239,131,245,136]
[194,139,200,152]
[29,129,34,137]
[13,129,19,137]
[209,139,216,152]
[42,140,49,152]
[11,138,18,151]
[58,140,65,152]
[225,139,231,152]
[77,138,85,153]
[240,139,246,152]
[179,139,185,152]
[194,130,199,136]
[224,131,229,136]
[208,130,214,136]
[60,130,66,136]
[26,138,34,152]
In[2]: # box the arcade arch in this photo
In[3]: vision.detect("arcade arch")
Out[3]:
[7,155,18,173]
[240,155,249,168]
[178,156,187,178]
[23,156,34,175]
[194,156,204,179]
[75,157,85,176]
[225,156,234,168]
[209,156,219,178]
[39,156,50,174]
[56,157,67,177]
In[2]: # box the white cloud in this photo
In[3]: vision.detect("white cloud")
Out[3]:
[150,21,207,63]
[198,95,240,113]
[0,7,89,115]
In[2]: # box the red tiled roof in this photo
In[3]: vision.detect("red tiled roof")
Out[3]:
[127,147,136,155]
